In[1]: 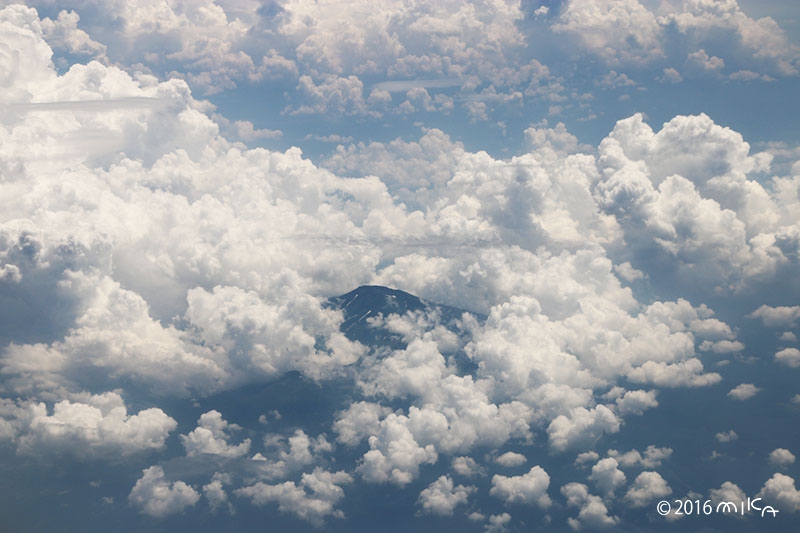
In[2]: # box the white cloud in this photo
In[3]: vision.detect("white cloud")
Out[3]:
[609,445,673,469]
[417,475,475,516]
[775,348,800,368]
[727,383,761,400]
[2,9,799,529]
[253,429,333,480]
[452,456,485,477]
[203,474,233,514]
[357,413,438,486]
[235,468,352,526]
[588,458,626,496]
[486,512,512,532]
[548,406,620,452]
[552,0,664,66]
[489,466,552,507]
[614,389,658,415]
[715,430,738,443]
[623,471,672,507]
[750,305,800,328]
[574,451,600,467]
[659,67,683,83]
[687,49,725,73]
[181,410,251,458]
[595,112,794,292]
[757,473,800,513]
[495,451,527,467]
[333,402,392,447]
[709,481,747,513]
[40,10,106,57]
[129,466,201,518]
[661,0,800,76]
[15,391,176,457]
[769,448,796,467]
[561,482,619,530]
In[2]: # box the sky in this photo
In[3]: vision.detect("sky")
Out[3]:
[1,0,800,531]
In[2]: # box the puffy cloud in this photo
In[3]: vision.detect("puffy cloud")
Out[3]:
[775,348,800,368]
[687,49,725,73]
[495,451,527,467]
[452,456,485,477]
[574,451,600,467]
[750,305,800,328]
[769,448,796,467]
[357,413,438,485]
[727,383,760,400]
[489,466,552,507]
[486,512,512,532]
[623,471,672,507]
[548,406,620,452]
[333,402,392,447]
[614,389,658,415]
[129,466,200,518]
[416,475,475,516]
[561,482,619,530]
[757,473,800,513]
[588,458,626,496]
[709,481,747,513]
[715,430,738,443]
[660,0,800,76]
[609,446,673,469]
[14,391,176,457]
[203,474,233,514]
[595,113,794,293]
[235,468,352,526]
[40,10,106,57]
[181,410,250,458]
[552,0,664,66]
[253,429,333,480]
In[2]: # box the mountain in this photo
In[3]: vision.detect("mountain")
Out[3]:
[327,285,484,354]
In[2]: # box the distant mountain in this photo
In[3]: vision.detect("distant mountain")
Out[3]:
[327,285,484,354]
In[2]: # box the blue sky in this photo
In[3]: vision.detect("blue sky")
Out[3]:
[1,1,800,531]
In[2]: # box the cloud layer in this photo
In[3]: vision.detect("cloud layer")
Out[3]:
[0,3,798,531]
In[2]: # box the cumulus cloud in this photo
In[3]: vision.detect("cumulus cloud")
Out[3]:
[609,446,673,469]
[775,348,800,368]
[623,471,672,507]
[203,474,234,514]
[417,475,475,516]
[548,406,620,452]
[552,0,664,66]
[129,466,201,518]
[709,481,747,513]
[452,456,485,477]
[357,413,438,486]
[1,6,798,530]
[757,473,800,513]
[769,448,796,467]
[14,391,176,458]
[661,0,800,76]
[594,112,794,293]
[727,383,761,400]
[715,430,738,443]
[495,451,527,467]
[614,389,658,415]
[561,482,619,530]
[750,305,800,328]
[588,458,626,496]
[235,468,352,526]
[489,466,552,508]
[181,410,251,458]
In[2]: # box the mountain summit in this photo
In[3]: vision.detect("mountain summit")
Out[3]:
[327,285,482,352]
